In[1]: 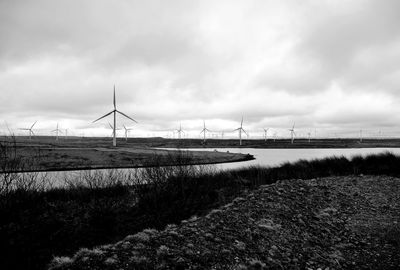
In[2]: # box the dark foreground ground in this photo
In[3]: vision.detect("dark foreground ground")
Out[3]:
[49,175,400,270]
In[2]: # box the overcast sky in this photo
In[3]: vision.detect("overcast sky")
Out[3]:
[1,0,400,139]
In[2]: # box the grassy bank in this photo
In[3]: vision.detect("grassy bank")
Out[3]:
[1,151,400,270]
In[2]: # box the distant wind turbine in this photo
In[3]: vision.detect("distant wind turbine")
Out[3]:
[108,122,121,137]
[307,131,311,143]
[19,121,37,140]
[52,123,62,141]
[233,116,247,146]
[123,125,133,141]
[175,123,184,139]
[93,86,137,147]
[359,129,363,143]
[200,121,211,143]
[289,122,296,144]
[263,128,269,142]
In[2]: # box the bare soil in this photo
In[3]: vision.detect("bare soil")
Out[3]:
[49,175,400,269]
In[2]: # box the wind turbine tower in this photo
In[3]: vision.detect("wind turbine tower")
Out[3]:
[176,123,184,139]
[200,121,211,143]
[19,121,37,140]
[52,123,62,141]
[93,86,137,147]
[108,122,121,138]
[263,128,269,142]
[289,122,296,144]
[233,117,247,146]
[123,125,133,141]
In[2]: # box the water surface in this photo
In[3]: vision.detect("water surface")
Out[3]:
[180,147,400,170]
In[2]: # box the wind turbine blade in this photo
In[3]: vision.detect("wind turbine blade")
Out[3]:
[108,122,113,129]
[241,116,243,127]
[117,110,138,123]
[292,122,295,129]
[92,111,114,123]
[242,129,248,136]
[19,128,29,130]
[31,130,35,136]
[113,85,116,110]
[233,128,240,131]
[31,121,37,129]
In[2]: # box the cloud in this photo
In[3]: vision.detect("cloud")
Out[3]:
[1,0,400,137]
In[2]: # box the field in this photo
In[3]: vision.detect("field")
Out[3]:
[0,136,254,173]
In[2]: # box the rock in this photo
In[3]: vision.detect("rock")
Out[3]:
[234,240,246,251]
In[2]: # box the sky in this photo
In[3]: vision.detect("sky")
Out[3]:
[1,0,400,139]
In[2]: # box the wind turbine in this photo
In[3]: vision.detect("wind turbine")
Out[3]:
[359,129,363,143]
[307,131,311,143]
[108,122,121,138]
[123,125,133,141]
[289,122,296,144]
[52,123,62,141]
[93,86,137,147]
[263,128,269,142]
[200,120,211,143]
[233,116,247,146]
[19,121,37,140]
[175,123,184,139]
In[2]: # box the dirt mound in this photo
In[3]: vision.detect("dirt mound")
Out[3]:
[49,175,400,269]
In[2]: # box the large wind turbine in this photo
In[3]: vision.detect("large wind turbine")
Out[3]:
[93,86,137,147]
[175,123,184,139]
[200,120,211,143]
[19,121,37,140]
[289,122,296,144]
[233,116,247,146]
[123,125,133,141]
[263,128,269,142]
[52,123,62,141]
